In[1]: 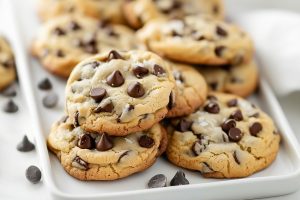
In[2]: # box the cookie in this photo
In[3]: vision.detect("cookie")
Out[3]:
[47,117,167,180]
[166,93,280,178]
[123,0,224,29]
[66,50,175,136]
[197,60,258,97]
[32,15,139,78]
[0,37,16,91]
[37,0,125,24]
[137,15,253,65]
[166,61,207,118]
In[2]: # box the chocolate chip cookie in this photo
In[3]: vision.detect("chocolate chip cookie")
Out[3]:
[167,61,207,117]
[197,60,258,97]
[31,15,139,78]
[47,117,167,180]
[166,93,280,178]
[66,50,175,136]
[123,0,224,29]
[138,15,253,65]
[37,0,125,24]
[0,36,16,91]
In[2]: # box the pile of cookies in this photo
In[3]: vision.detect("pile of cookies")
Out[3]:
[35,0,281,181]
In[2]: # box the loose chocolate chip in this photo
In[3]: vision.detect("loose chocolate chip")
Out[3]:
[138,135,154,148]
[209,82,218,91]
[1,85,17,97]
[215,46,225,57]
[56,49,65,57]
[228,128,242,142]
[17,135,35,152]
[73,156,89,170]
[153,64,166,76]
[170,170,189,186]
[3,99,18,113]
[249,122,263,136]
[227,99,237,107]
[38,78,52,90]
[204,102,220,114]
[42,93,58,108]
[94,101,114,113]
[229,109,243,121]
[53,27,65,36]
[127,82,145,98]
[133,66,149,78]
[221,119,236,133]
[216,25,228,37]
[107,50,123,61]
[25,165,42,184]
[177,119,193,132]
[74,111,80,127]
[69,21,81,31]
[233,151,240,165]
[77,134,94,149]
[148,174,167,188]
[192,140,205,156]
[106,70,125,87]
[90,87,106,102]
[96,133,113,151]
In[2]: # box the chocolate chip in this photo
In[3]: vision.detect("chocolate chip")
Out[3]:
[84,44,98,54]
[171,30,182,37]
[17,135,35,152]
[2,59,15,68]
[249,122,262,136]
[221,119,236,133]
[227,99,237,107]
[90,61,100,68]
[153,64,166,76]
[170,170,189,186]
[90,87,106,102]
[133,66,149,78]
[69,21,81,31]
[192,140,206,156]
[77,134,94,149]
[53,27,65,36]
[128,104,134,111]
[176,119,192,132]
[3,99,18,113]
[107,50,123,61]
[228,128,242,142]
[148,174,167,188]
[98,20,109,28]
[138,135,154,148]
[209,82,218,91]
[1,85,16,97]
[168,91,176,109]
[229,109,243,121]
[249,113,260,118]
[56,49,65,57]
[59,115,69,124]
[213,4,219,14]
[118,150,130,162]
[73,156,89,170]
[96,133,113,151]
[173,71,184,82]
[42,93,58,108]
[216,25,228,37]
[38,78,52,90]
[215,46,225,57]
[25,166,42,184]
[127,82,145,98]
[204,102,220,114]
[94,101,114,113]
[233,151,240,165]
[106,70,125,87]
[74,111,80,127]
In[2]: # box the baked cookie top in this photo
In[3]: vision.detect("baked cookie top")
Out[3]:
[123,0,224,29]
[47,117,167,180]
[66,50,175,136]
[197,60,258,97]
[138,15,253,65]
[0,36,16,91]
[167,61,207,117]
[166,93,280,178]
[31,15,139,78]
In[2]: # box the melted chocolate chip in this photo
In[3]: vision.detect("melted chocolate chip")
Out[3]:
[106,70,125,87]
[138,135,154,148]
[127,82,145,98]
[192,140,205,156]
[118,150,130,162]
[209,82,218,91]
[176,119,192,132]
[249,122,262,136]
[74,111,80,127]
[38,78,52,90]
[153,64,166,76]
[229,109,243,121]
[221,119,236,133]
[228,128,242,142]
[94,101,114,113]
[171,30,182,37]
[56,49,65,57]
[168,91,176,109]
[173,71,184,82]
[77,134,94,149]
[107,50,123,61]
[233,151,240,165]
[69,21,81,31]
[53,27,65,36]
[204,102,220,114]
[17,135,35,152]
[133,66,149,78]
[73,156,89,170]
[215,46,225,57]
[216,25,228,37]
[227,99,238,107]
[170,170,189,186]
[96,133,113,151]
[90,87,106,102]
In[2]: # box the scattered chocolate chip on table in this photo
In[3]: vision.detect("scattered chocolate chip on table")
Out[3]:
[17,135,35,152]
[25,165,42,184]
[170,171,190,186]
[38,78,52,90]
[42,93,58,108]
[148,174,167,188]
[3,99,18,113]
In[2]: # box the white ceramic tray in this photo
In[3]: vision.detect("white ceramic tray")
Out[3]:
[4,0,300,199]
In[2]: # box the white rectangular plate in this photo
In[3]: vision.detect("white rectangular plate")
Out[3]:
[4,0,300,199]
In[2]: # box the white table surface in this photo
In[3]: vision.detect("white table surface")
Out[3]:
[0,0,300,199]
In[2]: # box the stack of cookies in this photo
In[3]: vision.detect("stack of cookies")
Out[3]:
[33,0,281,181]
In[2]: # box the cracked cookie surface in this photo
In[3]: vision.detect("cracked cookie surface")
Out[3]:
[47,117,167,180]
[197,60,258,97]
[167,61,207,117]
[32,15,139,78]
[66,50,175,136]
[123,0,224,29]
[138,15,253,65]
[0,36,16,91]
[166,93,280,178]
